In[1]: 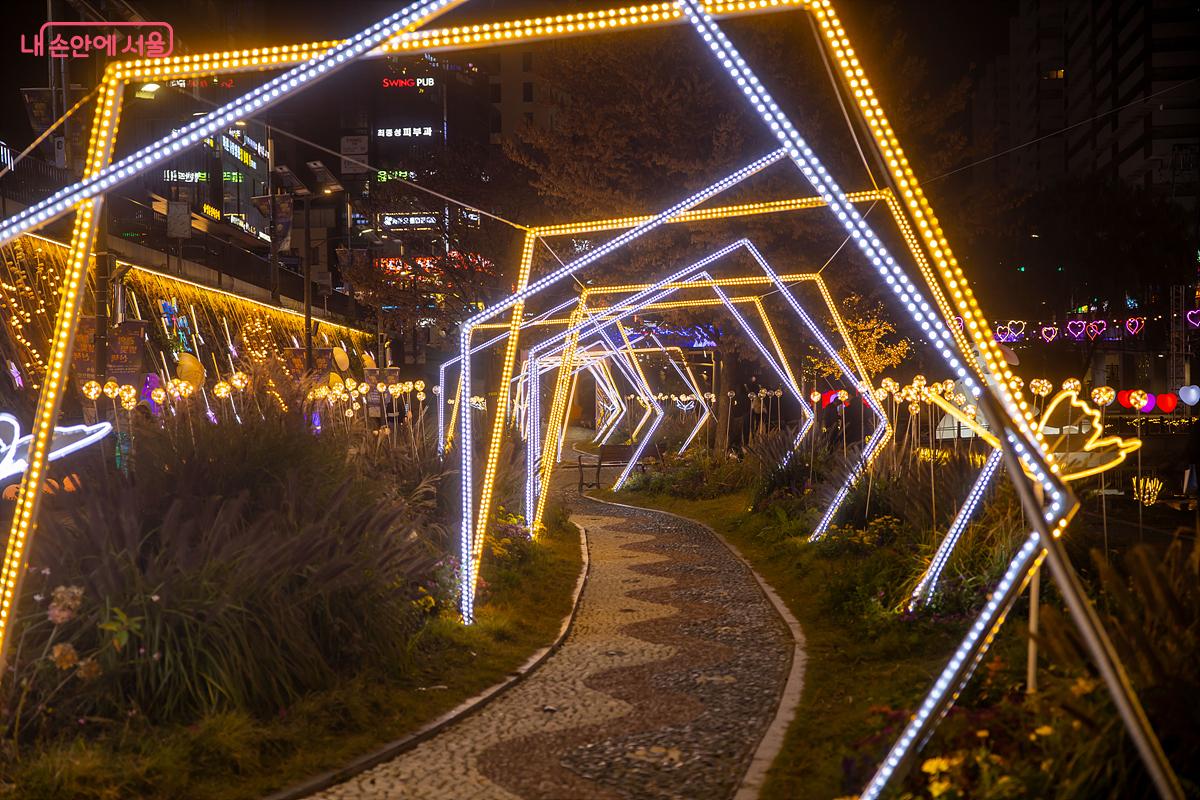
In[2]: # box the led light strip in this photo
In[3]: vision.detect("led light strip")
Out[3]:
[908,448,1003,608]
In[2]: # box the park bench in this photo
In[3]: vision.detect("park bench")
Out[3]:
[578,443,661,492]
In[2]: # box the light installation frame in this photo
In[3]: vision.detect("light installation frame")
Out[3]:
[0,0,1174,793]
[526,262,825,526]
[552,265,891,541]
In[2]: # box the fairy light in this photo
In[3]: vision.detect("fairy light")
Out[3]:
[81,381,101,400]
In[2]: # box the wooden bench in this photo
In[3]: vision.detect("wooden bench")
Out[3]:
[578,443,661,492]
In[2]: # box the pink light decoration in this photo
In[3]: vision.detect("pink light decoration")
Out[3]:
[1125,317,1144,336]
[1066,320,1086,340]
[1086,320,1107,340]
[1187,309,1200,329]
[1141,393,1156,413]
[1006,320,1026,337]
[1040,326,1058,343]
[952,316,964,331]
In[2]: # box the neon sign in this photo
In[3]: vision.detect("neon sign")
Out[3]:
[381,77,435,88]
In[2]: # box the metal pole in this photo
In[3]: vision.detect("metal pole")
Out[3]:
[303,196,313,371]
[1026,567,1040,695]
[267,127,280,303]
[94,202,110,382]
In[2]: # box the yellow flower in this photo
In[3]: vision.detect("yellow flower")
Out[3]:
[75,658,101,681]
[921,757,951,774]
[975,729,989,738]
[1071,676,1098,697]
[51,643,79,670]
[1034,725,1053,737]
[929,778,952,797]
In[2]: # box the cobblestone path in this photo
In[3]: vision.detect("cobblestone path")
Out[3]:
[311,493,795,799]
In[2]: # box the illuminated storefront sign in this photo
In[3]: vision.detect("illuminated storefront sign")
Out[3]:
[381,76,435,88]
[162,169,208,183]
[201,203,221,220]
[381,211,440,230]
[377,126,434,138]
[221,135,257,168]
[376,169,418,183]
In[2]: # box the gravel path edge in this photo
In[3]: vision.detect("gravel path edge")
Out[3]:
[585,494,807,800]
[263,522,592,800]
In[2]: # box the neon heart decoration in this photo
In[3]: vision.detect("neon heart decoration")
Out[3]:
[1187,310,1200,329]
[1125,317,1144,335]
[1141,392,1156,413]
[1180,385,1200,406]
[1117,390,1132,408]
[1066,320,1086,339]
[995,324,1012,342]
[952,316,964,331]
[1086,320,1107,340]
[1157,393,1178,414]
[1006,320,1026,337]
[1040,326,1058,343]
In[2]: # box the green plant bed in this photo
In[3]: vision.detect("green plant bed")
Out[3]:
[596,488,969,799]
[2,514,583,800]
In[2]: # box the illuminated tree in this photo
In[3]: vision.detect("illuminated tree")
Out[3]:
[806,293,910,379]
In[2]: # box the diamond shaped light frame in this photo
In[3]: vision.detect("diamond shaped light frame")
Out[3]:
[0,0,1177,796]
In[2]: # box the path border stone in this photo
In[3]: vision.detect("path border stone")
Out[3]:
[264,523,591,800]
[587,495,806,800]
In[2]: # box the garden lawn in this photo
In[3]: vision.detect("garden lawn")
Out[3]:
[598,489,970,799]
[5,520,583,800]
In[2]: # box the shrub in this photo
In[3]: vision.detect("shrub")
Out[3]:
[2,370,448,743]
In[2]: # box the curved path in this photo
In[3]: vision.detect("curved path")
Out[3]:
[310,489,798,799]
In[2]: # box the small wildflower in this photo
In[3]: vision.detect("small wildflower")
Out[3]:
[929,778,952,797]
[75,658,101,681]
[150,594,160,603]
[47,585,84,625]
[50,643,79,670]
[975,729,989,738]
[41,567,50,575]
[922,757,951,774]
[1070,676,1098,697]
[33,594,43,602]
[1034,725,1053,737]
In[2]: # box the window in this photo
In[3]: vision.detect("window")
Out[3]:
[522,81,534,102]
[490,113,502,134]
[489,82,501,103]
[1042,68,1065,79]
[521,51,533,72]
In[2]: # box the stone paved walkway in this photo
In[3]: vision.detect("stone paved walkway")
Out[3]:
[310,492,795,800]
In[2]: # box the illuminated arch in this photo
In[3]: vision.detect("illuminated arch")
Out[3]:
[0,1,1174,795]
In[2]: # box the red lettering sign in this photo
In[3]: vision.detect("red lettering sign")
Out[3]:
[381,77,416,88]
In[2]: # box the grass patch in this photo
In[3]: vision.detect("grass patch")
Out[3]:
[596,488,969,799]
[4,517,583,800]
